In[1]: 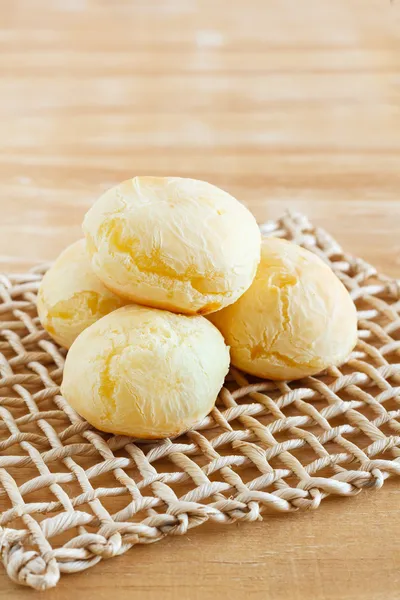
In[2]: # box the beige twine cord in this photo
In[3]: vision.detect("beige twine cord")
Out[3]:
[0,212,399,590]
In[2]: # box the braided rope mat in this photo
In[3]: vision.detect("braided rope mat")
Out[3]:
[0,212,399,591]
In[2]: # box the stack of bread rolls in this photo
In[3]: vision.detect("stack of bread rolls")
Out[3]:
[38,177,357,439]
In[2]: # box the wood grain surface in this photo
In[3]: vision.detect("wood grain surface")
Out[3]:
[1,0,400,598]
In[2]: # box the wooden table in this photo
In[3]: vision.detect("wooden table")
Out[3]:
[1,1,400,598]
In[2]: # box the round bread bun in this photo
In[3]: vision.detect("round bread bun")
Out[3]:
[209,238,358,381]
[82,176,261,315]
[37,239,126,348]
[61,305,230,439]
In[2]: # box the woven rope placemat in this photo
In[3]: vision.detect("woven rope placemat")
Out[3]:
[0,212,399,591]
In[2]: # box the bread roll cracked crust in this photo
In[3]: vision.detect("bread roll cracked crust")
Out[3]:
[37,239,126,348]
[83,176,261,315]
[209,238,358,380]
[61,305,230,439]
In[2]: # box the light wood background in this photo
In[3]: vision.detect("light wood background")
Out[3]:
[1,0,400,598]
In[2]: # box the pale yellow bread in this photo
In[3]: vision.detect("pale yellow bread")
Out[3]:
[209,238,358,380]
[83,176,261,314]
[61,305,230,439]
[37,239,126,348]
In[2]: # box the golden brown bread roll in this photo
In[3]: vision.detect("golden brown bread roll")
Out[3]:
[61,305,230,439]
[83,176,261,315]
[37,239,126,348]
[209,238,358,380]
